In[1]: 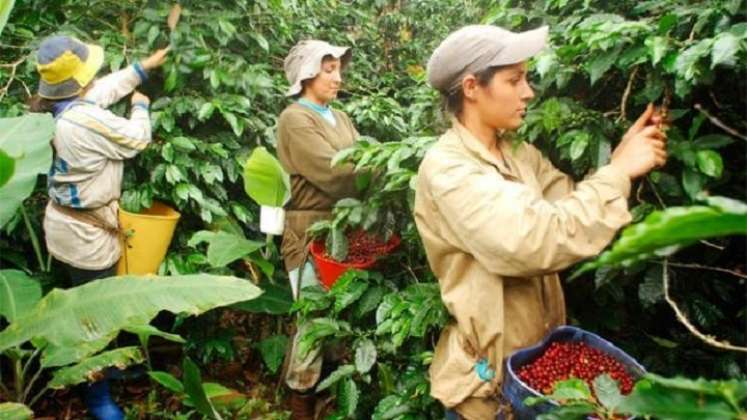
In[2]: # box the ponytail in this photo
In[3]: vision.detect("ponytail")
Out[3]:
[27,94,55,113]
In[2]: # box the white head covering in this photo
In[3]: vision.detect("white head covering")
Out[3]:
[283,40,352,97]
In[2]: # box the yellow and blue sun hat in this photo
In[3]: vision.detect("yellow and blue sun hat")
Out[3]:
[36,35,104,100]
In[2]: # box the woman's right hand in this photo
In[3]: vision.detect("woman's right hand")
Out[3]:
[610,103,668,180]
[141,47,171,71]
[131,91,150,106]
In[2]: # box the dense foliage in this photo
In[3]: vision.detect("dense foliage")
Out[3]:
[1,0,746,418]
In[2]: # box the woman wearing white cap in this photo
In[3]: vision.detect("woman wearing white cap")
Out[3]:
[31,35,169,420]
[275,39,359,418]
[414,25,667,419]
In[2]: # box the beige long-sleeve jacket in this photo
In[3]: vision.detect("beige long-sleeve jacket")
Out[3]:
[413,120,632,419]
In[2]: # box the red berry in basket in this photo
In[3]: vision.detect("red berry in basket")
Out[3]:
[324,230,394,264]
[516,342,635,398]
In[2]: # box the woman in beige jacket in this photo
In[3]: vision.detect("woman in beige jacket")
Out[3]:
[414,25,667,419]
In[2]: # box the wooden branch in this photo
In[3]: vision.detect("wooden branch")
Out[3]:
[662,260,747,280]
[0,57,26,102]
[618,66,639,122]
[662,260,747,353]
[694,103,747,142]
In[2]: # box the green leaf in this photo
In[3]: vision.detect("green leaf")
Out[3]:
[48,347,144,388]
[586,48,620,86]
[198,102,215,121]
[200,382,243,408]
[647,334,679,349]
[575,198,747,275]
[317,364,356,392]
[0,0,15,37]
[618,374,742,419]
[147,25,160,46]
[536,403,596,420]
[548,378,592,401]
[0,148,15,188]
[534,51,557,79]
[188,230,264,267]
[692,134,734,150]
[674,39,712,81]
[682,169,705,199]
[569,132,590,160]
[297,318,350,357]
[149,370,185,395]
[354,339,377,374]
[242,147,290,207]
[711,32,740,68]
[183,357,222,420]
[658,13,677,33]
[0,114,55,227]
[0,269,41,323]
[233,280,293,314]
[327,226,349,261]
[250,32,269,51]
[123,324,186,350]
[222,112,242,136]
[645,36,669,65]
[354,285,385,318]
[0,402,32,420]
[332,274,369,314]
[593,374,623,410]
[171,136,196,152]
[256,335,289,374]
[638,265,664,308]
[42,334,115,368]
[337,377,359,417]
[204,233,263,267]
[696,150,724,178]
[164,67,178,92]
[0,274,262,352]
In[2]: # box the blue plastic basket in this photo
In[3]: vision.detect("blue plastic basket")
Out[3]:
[502,326,646,420]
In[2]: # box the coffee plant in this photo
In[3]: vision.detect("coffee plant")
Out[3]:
[1,0,745,418]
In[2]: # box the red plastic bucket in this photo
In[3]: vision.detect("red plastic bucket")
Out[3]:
[309,234,400,290]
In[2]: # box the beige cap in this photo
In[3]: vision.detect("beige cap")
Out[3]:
[283,40,352,97]
[426,25,548,93]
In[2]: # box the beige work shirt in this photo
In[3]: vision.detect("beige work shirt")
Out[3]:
[413,120,632,419]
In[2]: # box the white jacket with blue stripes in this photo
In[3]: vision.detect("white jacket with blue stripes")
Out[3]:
[44,64,151,270]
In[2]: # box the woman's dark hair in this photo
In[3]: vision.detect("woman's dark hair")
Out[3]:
[443,65,507,116]
[27,94,56,113]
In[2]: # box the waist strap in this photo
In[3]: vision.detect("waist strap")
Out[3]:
[49,201,120,235]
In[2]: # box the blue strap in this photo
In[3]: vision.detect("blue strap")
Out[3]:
[133,62,148,82]
[51,98,77,118]
[132,102,149,111]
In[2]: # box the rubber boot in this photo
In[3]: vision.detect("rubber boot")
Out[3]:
[289,390,316,420]
[84,380,124,420]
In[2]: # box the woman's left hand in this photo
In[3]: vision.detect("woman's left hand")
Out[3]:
[141,46,171,71]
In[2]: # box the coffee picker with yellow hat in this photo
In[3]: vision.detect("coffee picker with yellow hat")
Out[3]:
[414,25,668,419]
[30,35,169,420]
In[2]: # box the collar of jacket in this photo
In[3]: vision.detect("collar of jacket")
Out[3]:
[449,118,520,180]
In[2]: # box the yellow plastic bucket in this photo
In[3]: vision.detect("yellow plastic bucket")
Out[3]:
[117,201,181,275]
